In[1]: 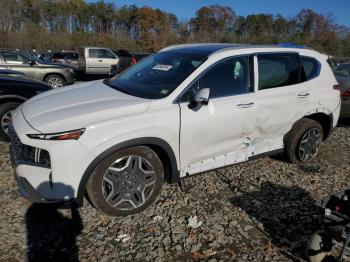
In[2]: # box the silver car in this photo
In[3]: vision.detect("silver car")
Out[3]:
[0,49,76,88]
[334,63,350,118]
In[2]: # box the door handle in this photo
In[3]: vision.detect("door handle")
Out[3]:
[236,102,254,108]
[297,92,309,98]
[98,60,103,62]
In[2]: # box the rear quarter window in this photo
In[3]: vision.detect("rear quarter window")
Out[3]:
[301,56,321,80]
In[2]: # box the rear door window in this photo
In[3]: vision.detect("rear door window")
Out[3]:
[257,53,306,90]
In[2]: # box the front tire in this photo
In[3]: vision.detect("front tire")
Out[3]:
[284,118,323,164]
[86,146,164,216]
[44,74,66,88]
[0,102,20,142]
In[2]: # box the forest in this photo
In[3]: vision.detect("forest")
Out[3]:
[0,0,349,57]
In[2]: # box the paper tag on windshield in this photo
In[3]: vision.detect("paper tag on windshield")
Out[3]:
[152,64,173,71]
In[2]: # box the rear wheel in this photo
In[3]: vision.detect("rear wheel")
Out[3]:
[284,118,323,164]
[0,102,20,142]
[44,74,66,88]
[86,146,164,216]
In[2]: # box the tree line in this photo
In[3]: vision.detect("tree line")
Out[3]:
[0,0,349,57]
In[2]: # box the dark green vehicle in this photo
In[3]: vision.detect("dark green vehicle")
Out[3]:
[0,49,76,88]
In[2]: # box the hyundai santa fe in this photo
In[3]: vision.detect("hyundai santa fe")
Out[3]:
[9,44,340,216]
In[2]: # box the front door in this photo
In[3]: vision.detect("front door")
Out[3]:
[86,48,117,74]
[179,55,256,177]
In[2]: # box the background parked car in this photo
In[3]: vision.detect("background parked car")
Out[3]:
[0,75,51,141]
[77,47,119,75]
[49,51,79,71]
[38,52,55,63]
[109,50,150,77]
[334,63,350,118]
[0,49,76,88]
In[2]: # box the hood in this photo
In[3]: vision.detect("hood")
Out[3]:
[21,80,151,133]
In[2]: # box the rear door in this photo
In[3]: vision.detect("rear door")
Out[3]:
[86,48,118,74]
[254,52,318,151]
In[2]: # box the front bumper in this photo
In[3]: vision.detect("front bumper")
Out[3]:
[64,71,76,85]
[9,106,96,204]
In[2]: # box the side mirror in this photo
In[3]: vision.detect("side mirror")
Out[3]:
[29,60,36,66]
[195,88,210,105]
[188,88,210,109]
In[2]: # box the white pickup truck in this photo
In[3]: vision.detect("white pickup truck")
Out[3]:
[78,47,119,75]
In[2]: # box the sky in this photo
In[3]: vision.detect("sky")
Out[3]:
[89,0,350,27]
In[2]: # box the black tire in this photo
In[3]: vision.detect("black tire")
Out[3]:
[284,118,323,164]
[44,74,66,88]
[86,146,164,216]
[307,231,332,262]
[0,102,20,142]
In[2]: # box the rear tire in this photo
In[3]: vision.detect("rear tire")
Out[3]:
[86,146,164,216]
[0,102,20,142]
[44,74,66,88]
[284,118,323,164]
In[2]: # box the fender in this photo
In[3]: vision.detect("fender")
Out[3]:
[76,137,179,205]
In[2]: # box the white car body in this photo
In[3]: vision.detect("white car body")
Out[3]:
[9,44,340,204]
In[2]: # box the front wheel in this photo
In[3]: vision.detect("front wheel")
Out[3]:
[44,74,66,88]
[86,146,164,216]
[284,118,323,164]
[0,102,20,142]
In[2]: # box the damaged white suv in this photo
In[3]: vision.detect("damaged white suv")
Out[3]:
[9,44,340,216]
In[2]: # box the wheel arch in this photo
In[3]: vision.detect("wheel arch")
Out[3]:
[0,95,26,104]
[43,72,66,83]
[304,112,333,140]
[76,137,180,206]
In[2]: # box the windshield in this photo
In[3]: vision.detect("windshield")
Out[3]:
[108,51,207,99]
[24,53,45,64]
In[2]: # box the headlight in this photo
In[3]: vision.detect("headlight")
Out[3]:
[27,128,85,140]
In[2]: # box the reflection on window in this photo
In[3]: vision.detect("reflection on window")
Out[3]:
[258,53,305,90]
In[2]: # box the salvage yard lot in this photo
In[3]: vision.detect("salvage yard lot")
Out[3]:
[0,122,349,261]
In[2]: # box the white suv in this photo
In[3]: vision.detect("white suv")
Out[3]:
[9,44,340,216]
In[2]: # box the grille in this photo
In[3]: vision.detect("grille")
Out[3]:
[8,125,51,168]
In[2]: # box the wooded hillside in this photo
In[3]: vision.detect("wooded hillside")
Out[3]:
[0,0,349,57]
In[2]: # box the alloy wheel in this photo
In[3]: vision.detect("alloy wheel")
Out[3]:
[298,127,322,162]
[102,155,156,210]
[1,110,12,134]
[47,77,63,88]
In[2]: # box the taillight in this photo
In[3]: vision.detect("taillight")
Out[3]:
[333,84,341,91]
[131,57,137,65]
[342,88,350,97]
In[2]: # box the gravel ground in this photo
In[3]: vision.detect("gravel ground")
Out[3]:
[0,121,349,262]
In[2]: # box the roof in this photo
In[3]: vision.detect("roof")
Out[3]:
[160,43,313,57]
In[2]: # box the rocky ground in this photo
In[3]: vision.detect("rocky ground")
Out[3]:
[0,120,349,262]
